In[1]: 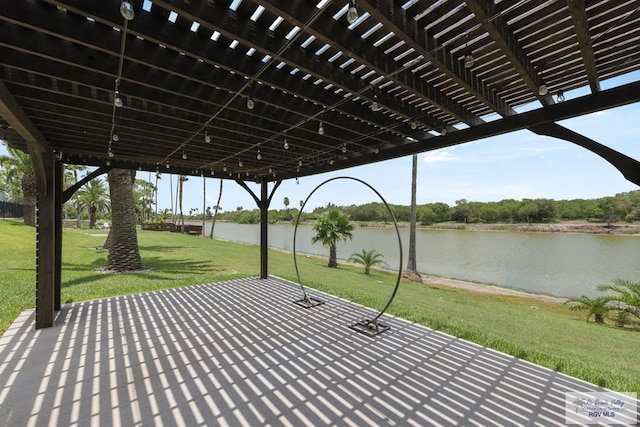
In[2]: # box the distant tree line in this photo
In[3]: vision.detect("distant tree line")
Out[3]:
[213,190,640,225]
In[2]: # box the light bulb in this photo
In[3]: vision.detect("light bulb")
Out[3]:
[373,147,379,154]
[283,138,289,150]
[247,97,255,110]
[257,151,262,160]
[298,159,303,166]
[464,53,475,68]
[108,149,114,158]
[410,121,417,130]
[114,91,123,108]
[557,90,565,102]
[112,133,119,142]
[346,4,358,24]
[223,165,227,172]
[238,160,243,167]
[165,162,170,169]
[182,152,187,160]
[538,83,548,96]
[210,169,214,175]
[296,166,300,173]
[371,101,381,112]
[318,122,324,135]
[106,160,111,166]
[120,1,135,20]
[329,158,334,165]
[204,132,211,143]
[342,144,347,153]
[268,167,273,173]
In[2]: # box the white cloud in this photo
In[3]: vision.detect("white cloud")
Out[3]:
[422,148,461,164]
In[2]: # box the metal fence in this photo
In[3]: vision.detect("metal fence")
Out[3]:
[0,201,24,219]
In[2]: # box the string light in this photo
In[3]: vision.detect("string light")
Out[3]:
[464,32,474,68]
[120,1,135,20]
[346,0,358,24]
[114,91,123,108]
[204,131,211,143]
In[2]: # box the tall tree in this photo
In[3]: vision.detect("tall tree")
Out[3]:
[133,179,155,225]
[64,164,87,228]
[311,209,355,268]
[78,178,109,229]
[209,179,223,239]
[406,153,421,280]
[106,169,143,271]
[0,147,36,226]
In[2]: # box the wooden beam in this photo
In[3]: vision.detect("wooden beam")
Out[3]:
[566,0,601,93]
[278,79,640,180]
[357,0,511,119]
[0,79,52,194]
[466,0,555,106]
[62,166,108,204]
[530,123,639,185]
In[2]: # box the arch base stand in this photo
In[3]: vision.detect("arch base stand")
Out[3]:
[349,319,390,337]
[294,297,324,308]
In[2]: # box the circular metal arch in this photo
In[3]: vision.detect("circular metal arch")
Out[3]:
[292,176,403,329]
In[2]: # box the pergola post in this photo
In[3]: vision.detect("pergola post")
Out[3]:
[260,181,268,279]
[236,179,282,280]
[35,152,57,329]
[54,160,63,310]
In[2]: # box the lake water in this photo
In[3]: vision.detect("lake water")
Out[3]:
[199,221,640,298]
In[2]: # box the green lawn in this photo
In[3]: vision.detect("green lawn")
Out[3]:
[1,219,638,393]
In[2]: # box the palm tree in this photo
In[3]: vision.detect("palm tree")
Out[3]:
[349,249,386,275]
[597,279,640,321]
[311,209,354,268]
[565,296,610,324]
[65,164,87,228]
[78,178,110,229]
[0,167,21,203]
[106,169,142,271]
[0,147,36,226]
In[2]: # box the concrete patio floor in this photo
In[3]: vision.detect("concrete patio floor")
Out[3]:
[0,276,637,426]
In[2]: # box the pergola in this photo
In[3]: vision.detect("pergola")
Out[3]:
[1,0,640,329]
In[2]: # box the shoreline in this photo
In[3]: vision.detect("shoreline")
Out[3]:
[268,245,568,304]
[416,274,567,303]
[210,219,640,236]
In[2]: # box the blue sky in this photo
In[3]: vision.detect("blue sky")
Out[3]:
[2,71,639,213]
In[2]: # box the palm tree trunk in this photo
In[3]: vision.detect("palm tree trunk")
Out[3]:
[329,244,337,268]
[74,170,82,229]
[406,154,421,281]
[201,176,206,236]
[89,207,96,229]
[22,171,37,227]
[209,179,223,239]
[106,169,142,271]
